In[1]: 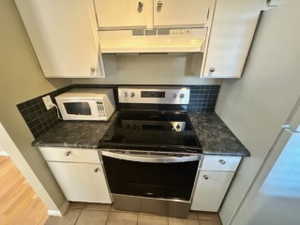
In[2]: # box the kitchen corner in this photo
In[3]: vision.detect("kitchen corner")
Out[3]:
[2,0,297,224]
[15,85,250,218]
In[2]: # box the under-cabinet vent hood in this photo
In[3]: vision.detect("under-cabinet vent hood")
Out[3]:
[98,28,207,54]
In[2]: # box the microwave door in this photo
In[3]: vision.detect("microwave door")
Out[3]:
[60,99,98,120]
[64,102,92,116]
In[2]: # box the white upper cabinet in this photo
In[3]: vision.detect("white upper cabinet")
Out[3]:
[15,0,105,78]
[95,0,212,29]
[153,0,212,27]
[202,0,264,78]
[95,0,153,29]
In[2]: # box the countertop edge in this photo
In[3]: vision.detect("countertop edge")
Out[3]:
[33,142,250,157]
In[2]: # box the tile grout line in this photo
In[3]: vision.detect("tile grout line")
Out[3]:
[104,207,113,225]
[136,212,139,225]
[73,208,84,225]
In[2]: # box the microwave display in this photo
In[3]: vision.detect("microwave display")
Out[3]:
[64,102,91,115]
[141,91,165,98]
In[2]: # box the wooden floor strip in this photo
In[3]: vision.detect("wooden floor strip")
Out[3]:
[0,156,48,225]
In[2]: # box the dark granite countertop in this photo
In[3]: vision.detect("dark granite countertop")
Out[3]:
[32,113,118,149]
[33,111,250,157]
[188,112,250,156]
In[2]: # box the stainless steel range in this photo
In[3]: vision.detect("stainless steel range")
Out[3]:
[99,87,202,218]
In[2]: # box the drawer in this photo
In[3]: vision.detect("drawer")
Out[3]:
[39,147,100,163]
[201,155,241,171]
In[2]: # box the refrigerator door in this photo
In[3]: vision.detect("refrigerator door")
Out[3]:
[236,99,300,225]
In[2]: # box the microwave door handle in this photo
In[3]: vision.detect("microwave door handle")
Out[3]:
[101,151,201,163]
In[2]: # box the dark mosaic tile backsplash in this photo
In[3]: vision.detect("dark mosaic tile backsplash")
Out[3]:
[17,86,71,138]
[188,85,220,112]
[17,84,220,138]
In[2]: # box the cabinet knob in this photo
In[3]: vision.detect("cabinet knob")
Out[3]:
[219,159,226,165]
[209,67,215,73]
[90,67,96,75]
[203,175,209,180]
[94,168,100,173]
[137,1,144,13]
[65,151,72,157]
[157,0,163,12]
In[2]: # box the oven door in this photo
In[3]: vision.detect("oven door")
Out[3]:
[102,151,200,202]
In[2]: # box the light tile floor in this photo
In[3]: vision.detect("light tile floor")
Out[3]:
[45,203,222,225]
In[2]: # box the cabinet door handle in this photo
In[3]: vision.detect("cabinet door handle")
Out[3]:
[209,67,215,73]
[219,159,226,165]
[137,1,143,13]
[203,175,209,180]
[65,151,72,157]
[157,0,163,12]
[90,67,96,75]
[94,168,100,173]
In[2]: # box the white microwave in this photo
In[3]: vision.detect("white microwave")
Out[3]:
[55,88,116,121]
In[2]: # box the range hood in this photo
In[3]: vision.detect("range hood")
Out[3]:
[98,28,207,54]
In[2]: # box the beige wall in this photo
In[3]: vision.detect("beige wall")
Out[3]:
[72,54,222,85]
[0,0,70,211]
[215,1,300,225]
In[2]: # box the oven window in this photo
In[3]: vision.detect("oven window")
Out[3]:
[64,102,91,115]
[103,156,199,201]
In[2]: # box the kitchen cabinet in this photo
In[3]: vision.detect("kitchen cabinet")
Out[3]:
[95,0,212,29]
[191,156,241,212]
[48,162,111,203]
[202,0,264,78]
[39,147,111,203]
[95,0,153,29]
[15,0,105,78]
[201,155,241,171]
[39,147,101,164]
[191,171,234,212]
[153,0,212,27]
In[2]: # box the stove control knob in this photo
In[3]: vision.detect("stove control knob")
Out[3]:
[180,93,185,99]
[124,92,128,98]
[173,94,177,98]
[131,92,135,98]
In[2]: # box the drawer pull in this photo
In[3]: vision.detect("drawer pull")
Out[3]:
[65,151,72,157]
[219,159,226,165]
[94,168,100,173]
[203,175,209,180]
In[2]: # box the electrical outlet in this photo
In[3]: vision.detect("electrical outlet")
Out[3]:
[42,95,56,110]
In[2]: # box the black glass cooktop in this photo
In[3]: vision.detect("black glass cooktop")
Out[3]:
[99,111,202,153]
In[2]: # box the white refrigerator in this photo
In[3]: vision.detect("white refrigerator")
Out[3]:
[232,98,300,225]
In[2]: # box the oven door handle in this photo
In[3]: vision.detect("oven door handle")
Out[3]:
[101,151,201,163]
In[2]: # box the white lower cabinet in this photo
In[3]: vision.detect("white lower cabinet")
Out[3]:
[191,170,234,212]
[48,162,111,203]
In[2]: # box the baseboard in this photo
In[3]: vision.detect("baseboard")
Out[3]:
[0,151,9,156]
[48,201,69,217]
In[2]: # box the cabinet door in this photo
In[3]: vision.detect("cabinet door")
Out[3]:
[15,0,104,78]
[191,171,234,212]
[95,0,153,29]
[48,162,112,203]
[202,0,264,78]
[154,0,211,27]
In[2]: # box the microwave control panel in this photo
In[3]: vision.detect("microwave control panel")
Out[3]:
[96,101,106,116]
[118,87,190,104]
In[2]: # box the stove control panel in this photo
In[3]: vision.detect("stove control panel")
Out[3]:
[118,87,190,104]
